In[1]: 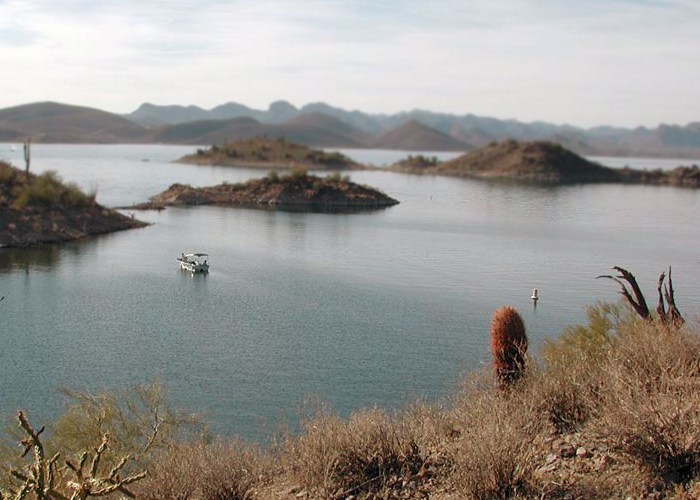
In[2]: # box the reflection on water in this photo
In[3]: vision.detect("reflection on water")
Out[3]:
[0,246,62,273]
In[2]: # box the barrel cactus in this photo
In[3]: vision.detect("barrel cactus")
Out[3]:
[490,306,528,390]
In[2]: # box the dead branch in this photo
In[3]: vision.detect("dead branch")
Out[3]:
[597,266,650,319]
[599,265,683,326]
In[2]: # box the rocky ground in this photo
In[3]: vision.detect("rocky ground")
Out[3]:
[130,172,399,211]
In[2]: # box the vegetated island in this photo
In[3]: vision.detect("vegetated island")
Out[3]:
[390,140,700,187]
[177,136,366,170]
[131,168,399,211]
[0,161,146,247]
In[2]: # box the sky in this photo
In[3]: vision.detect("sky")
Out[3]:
[0,0,698,128]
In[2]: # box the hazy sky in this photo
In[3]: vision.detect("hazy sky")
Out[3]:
[0,0,698,128]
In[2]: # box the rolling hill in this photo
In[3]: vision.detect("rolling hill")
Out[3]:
[371,120,471,151]
[1,100,699,157]
[149,112,371,148]
[0,102,148,143]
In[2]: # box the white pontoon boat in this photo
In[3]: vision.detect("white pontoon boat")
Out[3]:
[177,252,210,274]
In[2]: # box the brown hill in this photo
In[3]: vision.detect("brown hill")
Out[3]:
[151,113,370,148]
[178,136,363,170]
[425,140,620,183]
[372,120,471,151]
[150,117,263,144]
[276,112,371,147]
[0,102,149,143]
[391,140,700,188]
[135,170,399,211]
[0,161,146,247]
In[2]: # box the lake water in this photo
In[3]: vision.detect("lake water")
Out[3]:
[1,144,700,442]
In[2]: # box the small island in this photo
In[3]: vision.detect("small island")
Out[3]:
[391,140,700,188]
[178,136,365,170]
[133,168,399,211]
[0,161,146,247]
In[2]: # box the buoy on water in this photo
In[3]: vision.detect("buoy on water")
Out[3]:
[531,288,539,302]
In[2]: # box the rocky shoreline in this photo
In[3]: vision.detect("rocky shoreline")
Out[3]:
[130,170,399,211]
[0,161,146,248]
[0,205,146,248]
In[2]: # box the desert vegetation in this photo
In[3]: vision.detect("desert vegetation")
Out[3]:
[0,162,94,210]
[0,161,145,247]
[132,167,397,212]
[180,136,363,170]
[3,271,700,498]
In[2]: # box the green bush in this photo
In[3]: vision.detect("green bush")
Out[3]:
[288,166,308,180]
[267,170,280,183]
[11,170,93,209]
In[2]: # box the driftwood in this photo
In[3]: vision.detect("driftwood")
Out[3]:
[598,266,684,326]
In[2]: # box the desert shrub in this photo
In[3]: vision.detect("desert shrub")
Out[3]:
[589,322,700,486]
[136,440,269,500]
[530,363,596,433]
[266,170,280,183]
[288,166,308,180]
[11,170,93,208]
[533,302,637,432]
[541,301,633,368]
[449,372,545,499]
[50,380,207,471]
[327,171,342,182]
[283,406,444,499]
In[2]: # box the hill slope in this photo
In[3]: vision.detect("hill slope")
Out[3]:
[178,136,363,170]
[0,161,146,246]
[392,140,700,187]
[371,120,471,151]
[127,100,700,157]
[151,113,370,148]
[0,102,148,143]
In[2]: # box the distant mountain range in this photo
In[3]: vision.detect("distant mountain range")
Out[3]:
[1,100,699,159]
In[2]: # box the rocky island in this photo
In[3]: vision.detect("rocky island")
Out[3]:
[133,168,399,211]
[178,136,365,170]
[391,140,700,188]
[0,161,146,247]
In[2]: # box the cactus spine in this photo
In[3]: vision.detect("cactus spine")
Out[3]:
[490,306,528,390]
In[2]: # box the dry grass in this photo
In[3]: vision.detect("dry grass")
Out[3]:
[281,405,452,499]
[4,303,700,499]
[589,322,700,486]
[135,440,270,500]
[447,373,546,499]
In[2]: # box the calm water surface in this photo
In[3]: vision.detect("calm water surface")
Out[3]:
[1,144,699,441]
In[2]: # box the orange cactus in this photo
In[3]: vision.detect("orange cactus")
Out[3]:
[490,306,528,390]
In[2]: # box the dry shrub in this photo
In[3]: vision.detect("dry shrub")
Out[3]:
[537,301,635,432]
[448,371,546,499]
[283,406,447,499]
[590,321,700,486]
[136,440,269,500]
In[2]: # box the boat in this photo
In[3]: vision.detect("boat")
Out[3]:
[177,252,210,274]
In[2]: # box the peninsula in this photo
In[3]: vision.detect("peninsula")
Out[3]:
[177,136,364,170]
[133,168,399,211]
[391,140,700,188]
[0,161,146,247]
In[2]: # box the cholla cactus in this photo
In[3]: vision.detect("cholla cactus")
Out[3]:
[490,306,528,390]
[3,411,146,500]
